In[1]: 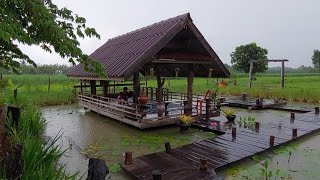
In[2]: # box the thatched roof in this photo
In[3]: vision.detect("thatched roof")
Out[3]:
[66,13,230,81]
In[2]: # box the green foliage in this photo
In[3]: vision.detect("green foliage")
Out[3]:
[237,116,256,128]
[109,163,121,173]
[259,160,280,180]
[0,0,103,75]
[231,42,268,73]
[312,49,320,74]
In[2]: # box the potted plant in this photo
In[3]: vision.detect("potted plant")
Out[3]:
[222,108,236,121]
[178,115,194,133]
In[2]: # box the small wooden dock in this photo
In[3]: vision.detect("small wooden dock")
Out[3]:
[222,96,287,109]
[121,108,320,179]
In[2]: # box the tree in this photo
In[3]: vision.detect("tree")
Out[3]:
[312,49,320,75]
[0,0,103,74]
[230,43,268,74]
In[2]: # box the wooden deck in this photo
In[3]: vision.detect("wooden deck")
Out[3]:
[121,109,320,179]
[222,96,287,109]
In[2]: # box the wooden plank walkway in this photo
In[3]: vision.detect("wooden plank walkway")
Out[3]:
[223,96,287,109]
[121,109,320,179]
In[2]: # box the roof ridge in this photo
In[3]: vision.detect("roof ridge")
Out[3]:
[108,13,190,41]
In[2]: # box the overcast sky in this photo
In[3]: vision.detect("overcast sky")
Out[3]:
[20,0,320,67]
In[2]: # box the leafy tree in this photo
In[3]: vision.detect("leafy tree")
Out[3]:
[0,0,103,74]
[231,43,268,74]
[312,49,320,74]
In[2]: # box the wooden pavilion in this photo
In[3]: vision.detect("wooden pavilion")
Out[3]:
[66,13,230,129]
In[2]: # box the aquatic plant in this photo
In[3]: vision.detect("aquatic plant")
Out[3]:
[237,116,256,128]
[222,108,236,117]
[259,160,280,180]
[178,115,194,125]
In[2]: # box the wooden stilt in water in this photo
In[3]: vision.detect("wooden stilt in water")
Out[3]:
[255,122,260,132]
[290,112,295,119]
[232,127,236,138]
[125,152,132,165]
[292,128,297,138]
[269,136,275,147]
[315,107,319,114]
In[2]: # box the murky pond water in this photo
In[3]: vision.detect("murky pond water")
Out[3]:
[42,104,320,180]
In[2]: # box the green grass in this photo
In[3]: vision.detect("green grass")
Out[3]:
[146,74,320,103]
[2,74,77,106]
[2,73,320,105]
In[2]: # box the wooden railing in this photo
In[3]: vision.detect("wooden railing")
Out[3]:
[78,94,144,120]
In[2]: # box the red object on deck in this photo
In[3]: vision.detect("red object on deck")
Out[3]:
[196,90,210,115]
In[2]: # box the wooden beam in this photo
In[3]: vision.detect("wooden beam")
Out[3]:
[281,61,285,89]
[133,72,140,103]
[248,61,254,88]
[67,76,124,81]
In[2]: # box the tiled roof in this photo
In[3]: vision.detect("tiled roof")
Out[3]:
[66,13,230,80]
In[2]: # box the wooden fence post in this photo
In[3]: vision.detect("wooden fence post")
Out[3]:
[87,158,108,180]
[232,127,236,138]
[13,89,17,100]
[290,112,295,120]
[205,99,211,121]
[255,122,260,132]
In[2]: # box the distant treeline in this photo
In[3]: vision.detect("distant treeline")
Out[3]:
[0,64,72,75]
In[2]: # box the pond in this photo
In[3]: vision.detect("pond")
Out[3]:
[42,104,320,179]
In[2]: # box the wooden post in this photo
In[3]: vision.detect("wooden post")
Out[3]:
[101,80,109,97]
[248,61,254,88]
[125,152,132,165]
[255,122,260,132]
[186,65,194,115]
[90,80,96,95]
[80,80,83,93]
[292,128,297,138]
[165,142,171,153]
[150,87,154,101]
[133,72,141,103]
[165,102,169,116]
[199,159,208,171]
[315,107,319,114]
[232,127,236,138]
[152,170,162,180]
[13,89,17,100]
[145,77,148,87]
[168,77,170,87]
[269,136,275,147]
[281,61,285,89]
[48,78,51,92]
[7,106,20,128]
[256,98,260,105]
[205,99,211,120]
[290,112,295,120]
[87,158,108,180]
[155,67,165,103]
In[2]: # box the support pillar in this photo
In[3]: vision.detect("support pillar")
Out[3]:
[80,80,83,93]
[133,72,140,103]
[101,80,109,97]
[90,80,96,95]
[155,66,165,103]
[186,65,194,115]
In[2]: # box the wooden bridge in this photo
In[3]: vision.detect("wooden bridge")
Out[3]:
[121,107,320,180]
